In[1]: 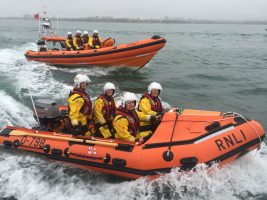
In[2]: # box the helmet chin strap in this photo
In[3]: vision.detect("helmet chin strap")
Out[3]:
[105,89,115,96]
[125,101,136,109]
[150,93,160,97]
[77,82,89,90]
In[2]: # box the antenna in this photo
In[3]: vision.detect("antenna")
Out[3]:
[56,16,58,35]
[20,65,40,124]
[38,12,41,38]
[43,5,47,18]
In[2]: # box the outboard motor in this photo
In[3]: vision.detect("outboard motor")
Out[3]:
[33,99,71,133]
[37,40,48,52]
[37,40,46,46]
[33,99,61,126]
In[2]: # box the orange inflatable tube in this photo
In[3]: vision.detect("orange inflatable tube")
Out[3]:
[25,35,166,69]
[0,109,264,179]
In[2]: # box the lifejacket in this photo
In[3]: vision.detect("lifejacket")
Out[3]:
[92,36,101,47]
[74,36,84,47]
[139,93,163,113]
[82,35,89,44]
[97,94,116,121]
[69,88,92,116]
[115,106,140,137]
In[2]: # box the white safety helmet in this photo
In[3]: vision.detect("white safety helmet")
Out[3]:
[122,92,138,108]
[76,30,81,34]
[103,82,115,93]
[93,30,98,34]
[74,74,91,88]
[67,32,72,35]
[148,82,162,94]
[83,31,89,35]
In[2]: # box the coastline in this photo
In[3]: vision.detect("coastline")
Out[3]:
[1,16,267,25]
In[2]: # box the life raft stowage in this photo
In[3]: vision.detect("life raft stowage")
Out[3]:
[25,35,166,69]
[0,109,265,179]
[101,38,115,48]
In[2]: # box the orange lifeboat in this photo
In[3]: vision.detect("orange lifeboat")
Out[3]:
[0,109,264,179]
[25,35,166,69]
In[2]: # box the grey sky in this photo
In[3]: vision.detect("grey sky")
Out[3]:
[0,0,266,20]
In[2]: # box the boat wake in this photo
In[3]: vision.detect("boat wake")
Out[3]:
[0,90,35,128]
[0,144,266,200]
[0,43,71,100]
[49,65,119,77]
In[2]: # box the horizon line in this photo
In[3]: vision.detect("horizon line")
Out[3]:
[1,16,267,25]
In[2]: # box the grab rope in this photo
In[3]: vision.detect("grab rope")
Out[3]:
[163,110,263,151]
[216,111,262,149]
[236,112,262,147]
[167,112,179,152]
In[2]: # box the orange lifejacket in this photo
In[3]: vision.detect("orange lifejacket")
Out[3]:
[69,88,92,116]
[140,93,163,113]
[97,94,116,121]
[115,106,140,137]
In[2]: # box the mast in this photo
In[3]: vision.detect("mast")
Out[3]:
[39,5,54,38]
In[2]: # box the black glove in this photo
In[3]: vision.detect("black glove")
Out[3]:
[156,114,163,120]
[157,112,164,116]
[150,116,156,122]
[106,120,115,138]
[107,120,113,129]
[72,125,82,136]
[135,134,152,145]
[135,137,144,145]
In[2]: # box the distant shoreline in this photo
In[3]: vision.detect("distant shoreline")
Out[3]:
[1,16,267,25]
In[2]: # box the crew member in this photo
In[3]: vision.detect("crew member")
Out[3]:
[138,82,163,132]
[68,74,92,136]
[113,92,160,144]
[82,31,90,49]
[65,32,75,51]
[73,30,84,50]
[93,82,116,138]
[89,30,103,49]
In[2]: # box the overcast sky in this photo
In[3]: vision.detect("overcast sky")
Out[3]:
[0,0,266,20]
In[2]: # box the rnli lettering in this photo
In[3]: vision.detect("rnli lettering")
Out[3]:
[88,146,97,155]
[215,130,247,151]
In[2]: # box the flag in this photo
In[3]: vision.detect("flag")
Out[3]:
[34,13,40,20]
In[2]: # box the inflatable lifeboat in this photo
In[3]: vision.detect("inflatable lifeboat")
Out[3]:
[0,106,265,179]
[24,35,166,69]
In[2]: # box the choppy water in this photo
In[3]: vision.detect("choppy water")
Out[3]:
[0,19,266,200]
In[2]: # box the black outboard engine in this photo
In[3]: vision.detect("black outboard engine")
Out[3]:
[37,40,46,46]
[37,40,48,52]
[33,99,61,126]
[33,99,71,133]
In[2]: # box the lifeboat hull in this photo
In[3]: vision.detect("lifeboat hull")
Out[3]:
[25,36,166,69]
[0,110,264,179]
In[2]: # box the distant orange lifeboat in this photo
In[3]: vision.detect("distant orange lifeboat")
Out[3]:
[0,109,265,179]
[25,35,166,69]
